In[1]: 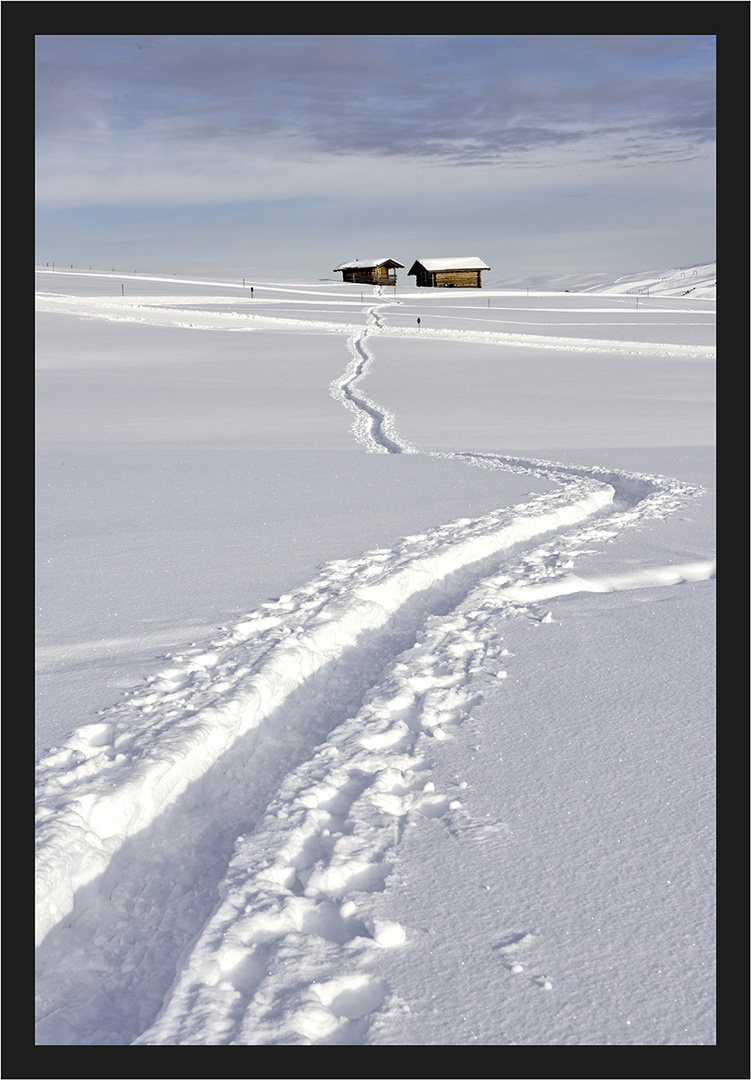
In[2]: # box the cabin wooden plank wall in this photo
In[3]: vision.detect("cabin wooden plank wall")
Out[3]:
[341,265,398,285]
[414,268,484,288]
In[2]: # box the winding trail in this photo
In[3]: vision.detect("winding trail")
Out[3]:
[328,307,415,455]
[35,285,714,1045]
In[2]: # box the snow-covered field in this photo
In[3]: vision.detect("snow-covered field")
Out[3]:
[35,262,715,1045]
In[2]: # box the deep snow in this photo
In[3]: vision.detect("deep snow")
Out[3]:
[35,263,715,1045]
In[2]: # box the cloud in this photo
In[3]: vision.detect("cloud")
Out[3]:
[36,35,715,187]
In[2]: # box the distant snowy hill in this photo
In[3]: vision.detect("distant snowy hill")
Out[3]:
[580,262,716,299]
[492,262,716,299]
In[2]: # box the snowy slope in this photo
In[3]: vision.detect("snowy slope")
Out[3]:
[579,261,716,300]
[35,265,715,1045]
[489,261,716,300]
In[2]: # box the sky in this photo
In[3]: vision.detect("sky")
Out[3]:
[35,35,716,282]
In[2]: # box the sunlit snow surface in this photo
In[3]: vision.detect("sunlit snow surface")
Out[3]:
[36,264,715,1045]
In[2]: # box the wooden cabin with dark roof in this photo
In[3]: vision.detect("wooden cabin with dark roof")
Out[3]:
[407,257,490,288]
[333,258,404,285]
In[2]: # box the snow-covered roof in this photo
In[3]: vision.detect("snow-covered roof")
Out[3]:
[409,257,490,272]
[334,258,404,271]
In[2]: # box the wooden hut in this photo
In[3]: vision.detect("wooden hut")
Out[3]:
[333,258,404,285]
[407,257,490,288]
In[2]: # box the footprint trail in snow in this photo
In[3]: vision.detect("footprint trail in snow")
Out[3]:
[35,286,714,1045]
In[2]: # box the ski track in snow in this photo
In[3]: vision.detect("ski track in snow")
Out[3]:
[34,289,715,357]
[35,284,715,1045]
